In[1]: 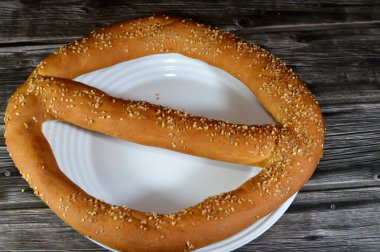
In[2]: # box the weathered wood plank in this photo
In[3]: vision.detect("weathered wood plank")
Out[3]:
[249,187,380,251]
[0,187,379,251]
[0,172,46,210]
[0,24,379,103]
[0,0,379,43]
[0,208,105,250]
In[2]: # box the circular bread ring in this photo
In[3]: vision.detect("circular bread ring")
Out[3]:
[5,16,324,251]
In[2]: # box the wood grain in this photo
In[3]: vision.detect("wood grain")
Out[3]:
[0,0,379,251]
[0,187,379,251]
[0,0,379,44]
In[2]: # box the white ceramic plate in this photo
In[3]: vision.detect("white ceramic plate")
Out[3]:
[42,53,296,251]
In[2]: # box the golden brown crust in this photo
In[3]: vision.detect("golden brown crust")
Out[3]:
[4,16,325,251]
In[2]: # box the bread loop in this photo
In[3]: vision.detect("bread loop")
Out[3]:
[5,16,324,251]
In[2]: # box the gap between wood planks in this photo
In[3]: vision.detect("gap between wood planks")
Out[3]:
[233,20,380,34]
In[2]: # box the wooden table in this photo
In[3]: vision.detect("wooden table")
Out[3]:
[1,1,379,251]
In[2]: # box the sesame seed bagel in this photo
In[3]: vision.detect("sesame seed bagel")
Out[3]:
[4,16,324,251]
